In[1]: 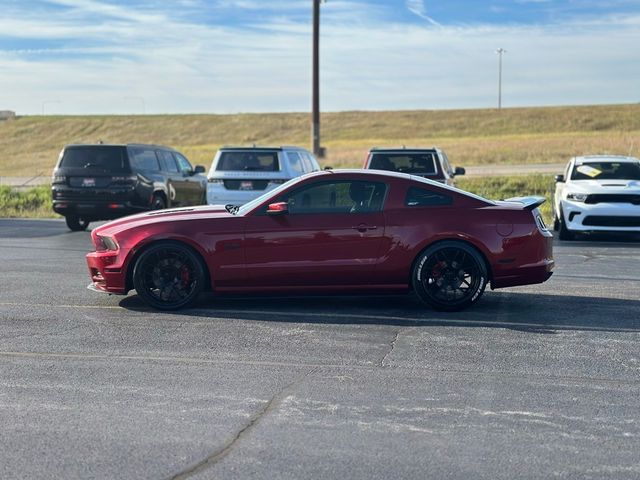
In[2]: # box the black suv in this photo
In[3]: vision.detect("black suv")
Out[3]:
[52,143,207,231]
[364,147,465,185]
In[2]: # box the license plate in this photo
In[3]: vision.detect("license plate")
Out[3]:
[239,181,253,190]
[82,178,96,187]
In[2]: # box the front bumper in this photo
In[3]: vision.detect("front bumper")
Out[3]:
[86,250,128,295]
[561,199,640,232]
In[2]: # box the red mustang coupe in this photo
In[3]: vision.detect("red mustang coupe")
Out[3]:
[86,170,554,311]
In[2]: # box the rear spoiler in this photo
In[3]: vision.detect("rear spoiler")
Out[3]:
[503,196,546,211]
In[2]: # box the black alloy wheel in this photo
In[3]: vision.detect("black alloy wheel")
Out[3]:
[412,241,488,311]
[151,194,167,210]
[65,215,90,231]
[133,242,205,310]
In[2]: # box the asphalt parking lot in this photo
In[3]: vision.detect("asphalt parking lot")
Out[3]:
[1,218,639,480]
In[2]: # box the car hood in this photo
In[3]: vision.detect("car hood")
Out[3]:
[567,179,640,194]
[94,205,232,237]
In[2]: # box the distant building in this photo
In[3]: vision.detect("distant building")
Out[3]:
[0,110,16,120]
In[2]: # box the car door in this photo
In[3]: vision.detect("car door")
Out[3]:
[173,151,203,205]
[156,150,185,206]
[243,179,387,287]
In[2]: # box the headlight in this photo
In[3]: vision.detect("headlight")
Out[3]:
[52,175,66,184]
[96,235,118,251]
[566,192,587,202]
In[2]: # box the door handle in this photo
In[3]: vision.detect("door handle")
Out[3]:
[352,223,377,232]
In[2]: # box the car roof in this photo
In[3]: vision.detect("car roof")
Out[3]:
[369,147,440,153]
[218,145,308,152]
[64,143,176,150]
[573,155,640,164]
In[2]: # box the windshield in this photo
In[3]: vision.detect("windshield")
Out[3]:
[216,151,280,172]
[60,146,128,172]
[369,153,437,175]
[571,161,640,181]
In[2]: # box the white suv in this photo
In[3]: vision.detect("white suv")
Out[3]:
[207,146,321,205]
[553,155,640,240]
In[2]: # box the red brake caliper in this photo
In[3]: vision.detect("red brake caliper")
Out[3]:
[180,265,190,287]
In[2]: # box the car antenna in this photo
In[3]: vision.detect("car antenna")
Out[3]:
[629,142,635,157]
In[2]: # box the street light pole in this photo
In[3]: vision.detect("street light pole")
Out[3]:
[496,48,506,110]
[311,0,322,157]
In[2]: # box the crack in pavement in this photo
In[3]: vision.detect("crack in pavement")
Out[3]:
[379,329,401,367]
[168,366,319,480]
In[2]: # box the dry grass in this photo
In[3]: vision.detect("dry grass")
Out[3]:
[1,104,639,176]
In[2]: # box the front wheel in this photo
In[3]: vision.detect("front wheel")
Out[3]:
[558,207,574,241]
[133,242,205,310]
[65,215,90,231]
[412,241,488,311]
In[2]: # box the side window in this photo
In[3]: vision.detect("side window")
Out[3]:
[286,152,305,175]
[129,148,160,172]
[405,187,453,207]
[157,150,179,173]
[303,152,320,172]
[440,153,453,176]
[174,152,193,174]
[282,181,386,214]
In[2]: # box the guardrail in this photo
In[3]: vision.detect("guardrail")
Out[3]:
[0,175,49,187]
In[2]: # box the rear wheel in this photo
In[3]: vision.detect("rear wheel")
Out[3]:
[133,242,205,310]
[151,194,166,210]
[412,241,488,311]
[65,215,90,231]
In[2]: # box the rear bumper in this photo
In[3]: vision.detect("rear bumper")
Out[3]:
[52,186,146,220]
[491,229,554,289]
[491,259,554,289]
[206,184,278,206]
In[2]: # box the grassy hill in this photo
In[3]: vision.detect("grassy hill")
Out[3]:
[1,104,639,177]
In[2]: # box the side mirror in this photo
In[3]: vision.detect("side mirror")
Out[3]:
[454,166,466,176]
[554,174,565,183]
[266,202,288,215]
[323,166,333,171]
[193,165,206,175]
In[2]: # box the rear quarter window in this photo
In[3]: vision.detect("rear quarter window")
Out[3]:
[216,151,280,172]
[60,146,127,172]
[129,148,160,172]
[405,187,453,207]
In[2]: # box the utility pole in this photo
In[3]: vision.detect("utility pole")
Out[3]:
[311,0,322,157]
[496,48,506,110]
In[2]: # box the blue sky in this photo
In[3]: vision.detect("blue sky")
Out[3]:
[1,0,639,114]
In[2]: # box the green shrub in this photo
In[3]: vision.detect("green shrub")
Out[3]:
[457,174,554,224]
[0,185,55,218]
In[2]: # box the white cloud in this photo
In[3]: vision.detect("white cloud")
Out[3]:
[405,0,441,26]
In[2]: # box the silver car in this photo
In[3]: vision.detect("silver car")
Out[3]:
[207,146,321,205]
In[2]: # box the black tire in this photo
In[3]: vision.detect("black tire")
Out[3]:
[65,215,89,231]
[132,242,205,310]
[412,241,488,311]
[558,207,574,241]
[151,194,166,210]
